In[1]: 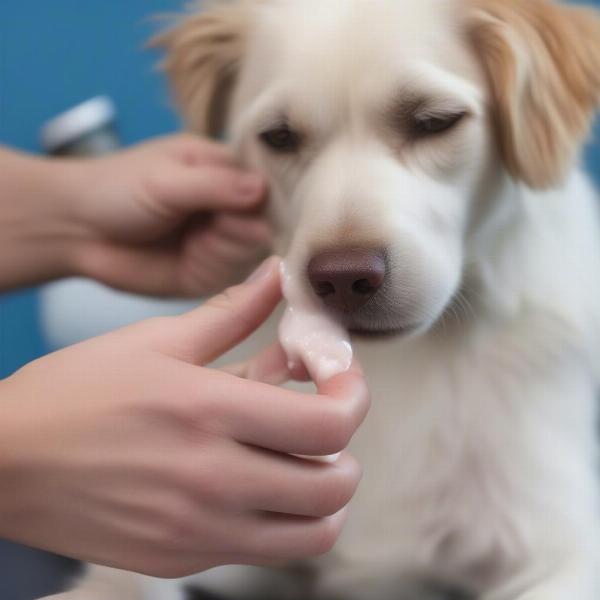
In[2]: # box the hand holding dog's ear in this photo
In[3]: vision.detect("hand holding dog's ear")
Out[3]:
[70,133,272,297]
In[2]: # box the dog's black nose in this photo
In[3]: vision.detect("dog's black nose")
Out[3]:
[307,248,386,312]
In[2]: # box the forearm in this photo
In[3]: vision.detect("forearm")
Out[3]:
[0,146,90,291]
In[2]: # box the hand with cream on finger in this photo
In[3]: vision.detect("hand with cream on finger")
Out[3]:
[0,257,369,579]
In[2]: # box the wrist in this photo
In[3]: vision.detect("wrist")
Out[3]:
[0,148,92,290]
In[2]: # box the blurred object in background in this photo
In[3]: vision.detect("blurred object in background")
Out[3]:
[41,278,198,348]
[41,96,120,156]
[38,96,197,350]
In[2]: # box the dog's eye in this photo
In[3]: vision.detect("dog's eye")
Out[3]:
[259,125,302,152]
[413,112,466,136]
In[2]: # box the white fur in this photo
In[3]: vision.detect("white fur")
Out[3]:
[47,1,600,598]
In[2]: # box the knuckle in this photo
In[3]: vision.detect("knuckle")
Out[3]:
[343,454,364,489]
[156,505,196,549]
[319,376,372,452]
[312,462,361,517]
[308,518,342,556]
[188,456,242,512]
[182,379,222,423]
[160,385,228,440]
[142,170,169,202]
[191,392,223,428]
[317,404,355,453]
[139,386,210,430]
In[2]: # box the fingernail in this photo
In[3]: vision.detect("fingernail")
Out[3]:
[238,173,265,199]
[245,256,280,284]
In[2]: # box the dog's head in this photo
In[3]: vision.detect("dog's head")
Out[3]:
[155,0,600,336]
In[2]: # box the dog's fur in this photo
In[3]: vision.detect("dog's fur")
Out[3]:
[46,0,600,598]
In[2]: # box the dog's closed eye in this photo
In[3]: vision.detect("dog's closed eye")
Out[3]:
[390,95,470,142]
[259,122,303,152]
[412,112,467,136]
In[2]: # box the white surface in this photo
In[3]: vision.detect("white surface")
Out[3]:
[40,96,116,152]
[40,278,198,349]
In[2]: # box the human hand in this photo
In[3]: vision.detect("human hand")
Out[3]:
[0,257,370,578]
[69,134,271,296]
[0,137,269,294]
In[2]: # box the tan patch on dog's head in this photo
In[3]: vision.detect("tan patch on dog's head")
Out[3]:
[467,0,600,188]
[151,0,261,137]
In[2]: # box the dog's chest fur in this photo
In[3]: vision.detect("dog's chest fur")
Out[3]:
[327,310,598,595]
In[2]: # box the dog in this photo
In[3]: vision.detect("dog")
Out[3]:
[45,0,600,598]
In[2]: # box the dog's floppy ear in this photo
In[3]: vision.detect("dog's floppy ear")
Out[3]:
[468,0,600,189]
[151,1,257,137]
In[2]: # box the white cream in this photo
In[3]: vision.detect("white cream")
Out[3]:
[279,261,353,384]
[279,261,354,464]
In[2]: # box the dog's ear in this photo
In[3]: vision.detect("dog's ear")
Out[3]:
[151,1,257,137]
[468,0,600,189]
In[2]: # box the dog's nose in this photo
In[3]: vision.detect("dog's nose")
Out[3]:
[307,249,386,312]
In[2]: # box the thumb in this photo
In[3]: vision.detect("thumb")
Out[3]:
[172,256,283,365]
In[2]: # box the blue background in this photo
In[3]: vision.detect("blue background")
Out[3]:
[0,1,599,599]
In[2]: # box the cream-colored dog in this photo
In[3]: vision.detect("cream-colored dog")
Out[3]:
[47,0,600,598]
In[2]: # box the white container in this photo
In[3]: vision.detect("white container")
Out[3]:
[40,279,197,348]
[40,97,197,349]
